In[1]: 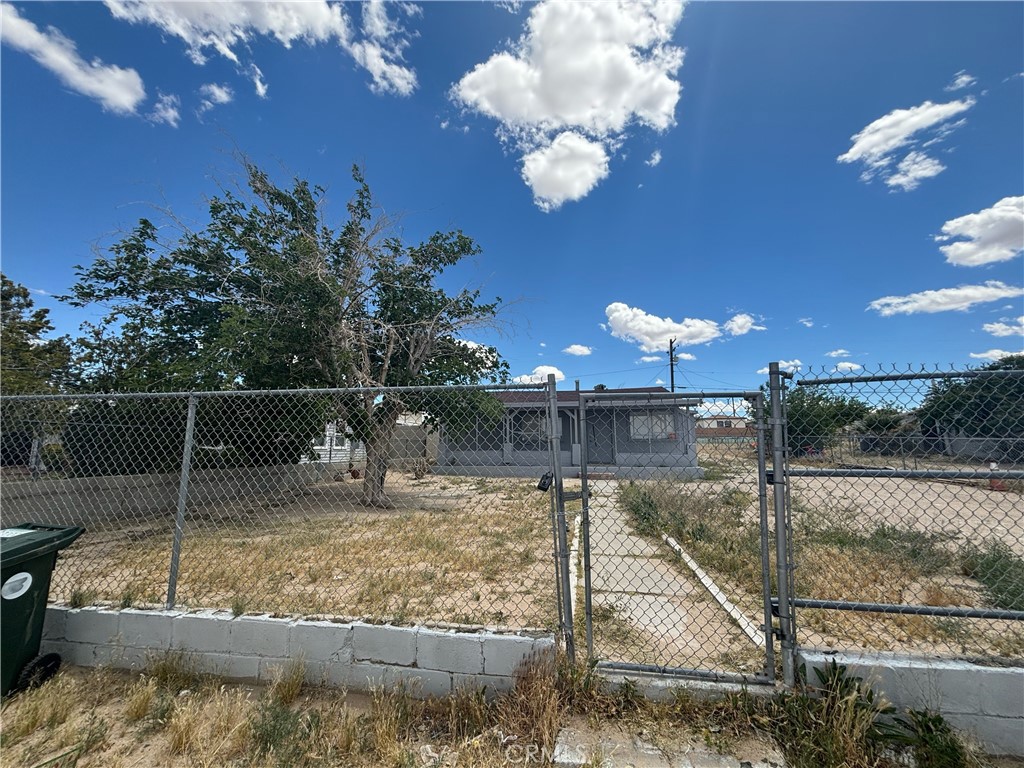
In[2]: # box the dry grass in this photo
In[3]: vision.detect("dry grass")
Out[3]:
[167,687,255,763]
[52,474,564,629]
[0,674,79,745]
[618,479,1023,660]
[2,654,999,768]
[267,656,305,706]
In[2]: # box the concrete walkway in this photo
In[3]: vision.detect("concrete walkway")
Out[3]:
[584,480,761,672]
[553,722,785,767]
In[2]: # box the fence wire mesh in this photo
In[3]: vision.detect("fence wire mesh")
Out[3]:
[580,390,773,680]
[0,384,566,632]
[783,364,1024,661]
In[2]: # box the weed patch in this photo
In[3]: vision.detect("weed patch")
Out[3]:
[962,541,1024,611]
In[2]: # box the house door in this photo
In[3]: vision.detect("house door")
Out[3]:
[586,410,615,464]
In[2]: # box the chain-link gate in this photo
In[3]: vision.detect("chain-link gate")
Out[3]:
[575,387,779,684]
[775,364,1024,666]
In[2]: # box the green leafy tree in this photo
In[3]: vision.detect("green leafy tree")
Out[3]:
[785,385,870,453]
[918,354,1024,460]
[65,161,507,501]
[1,274,71,394]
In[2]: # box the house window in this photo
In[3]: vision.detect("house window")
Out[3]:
[630,411,673,440]
[312,434,327,447]
[514,411,547,450]
[716,420,732,429]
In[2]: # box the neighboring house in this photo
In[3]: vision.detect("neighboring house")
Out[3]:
[304,415,439,468]
[436,387,702,478]
[696,416,754,443]
[304,422,366,465]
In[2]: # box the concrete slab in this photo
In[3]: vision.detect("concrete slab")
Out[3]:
[552,723,786,768]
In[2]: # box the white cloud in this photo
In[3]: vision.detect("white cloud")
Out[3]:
[1,2,146,115]
[563,344,592,356]
[513,365,565,384]
[944,70,976,92]
[757,360,802,375]
[103,0,418,96]
[868,281,1024,316]
[675,351,696,361]
[605,302,719,353]
[935,196,1024,267]
[654,378,665,385]
[698,399,748,418]
[521,132,610,212]
[539,342,547,348]
[724,313,766,336]
[198,82,233,114]
[833,362,862,373]
[637,355,662,363]
[969,349,1018,362]
[249,63,268,97]
[645,149,662,167]
[798,318,814,328]
[825,349,851,358]
[885,151,945,192]
[452,0,685,210]
[983,317,1024,337]
[148,92,180,127]
[454,339,499,368]
[837,96,974,190]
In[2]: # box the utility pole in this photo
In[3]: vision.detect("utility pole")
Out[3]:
[668,338,676,392]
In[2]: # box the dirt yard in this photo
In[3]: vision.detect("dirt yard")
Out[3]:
[610,446,1024,663]
[51,473,580,631]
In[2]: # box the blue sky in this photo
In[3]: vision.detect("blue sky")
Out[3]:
[2,1,1023,396]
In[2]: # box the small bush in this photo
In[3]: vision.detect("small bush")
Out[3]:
[961,541,1024,611]
[885,709,989,768]
[619,483,662,535]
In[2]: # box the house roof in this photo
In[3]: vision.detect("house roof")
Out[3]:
[496,386,677,405]
[696,426,754,438]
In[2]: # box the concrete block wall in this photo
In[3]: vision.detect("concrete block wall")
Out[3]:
[41,605,555,698]
[798,650,1024,757]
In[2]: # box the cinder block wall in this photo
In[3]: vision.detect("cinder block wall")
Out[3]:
[798,650,1024,757]
[42,605,555,698]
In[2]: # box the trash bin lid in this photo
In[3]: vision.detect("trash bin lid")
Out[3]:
[0,524,85,569]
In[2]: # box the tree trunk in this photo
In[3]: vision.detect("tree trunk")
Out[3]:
[361,410,400,508]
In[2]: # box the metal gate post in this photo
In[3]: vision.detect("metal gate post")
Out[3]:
[769,364,796,686]
[546,374,576,664]
[166,393,198,610]
[752,393,776,681]
[578,392,594,660]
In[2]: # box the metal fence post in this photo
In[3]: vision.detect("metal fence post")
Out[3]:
[769,363,796,687]
[547,374,576,664]
[578,391,594,661]
[166,393,198,610]
[752,393,776,682]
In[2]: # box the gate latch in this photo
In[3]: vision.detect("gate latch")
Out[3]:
[536,472,553,492]
[766,471,785,485]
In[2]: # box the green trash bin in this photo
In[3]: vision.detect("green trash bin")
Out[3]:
[1,523,85,697]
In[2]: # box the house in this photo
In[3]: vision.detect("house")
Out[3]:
[696,415,755,444]
[435,387,702,478]
[303,415,439,468]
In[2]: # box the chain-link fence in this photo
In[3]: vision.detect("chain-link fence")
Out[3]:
[578,388,776,683]
[0,383,570,633]
[4,362,1021,675]
[780,364,1024,662]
